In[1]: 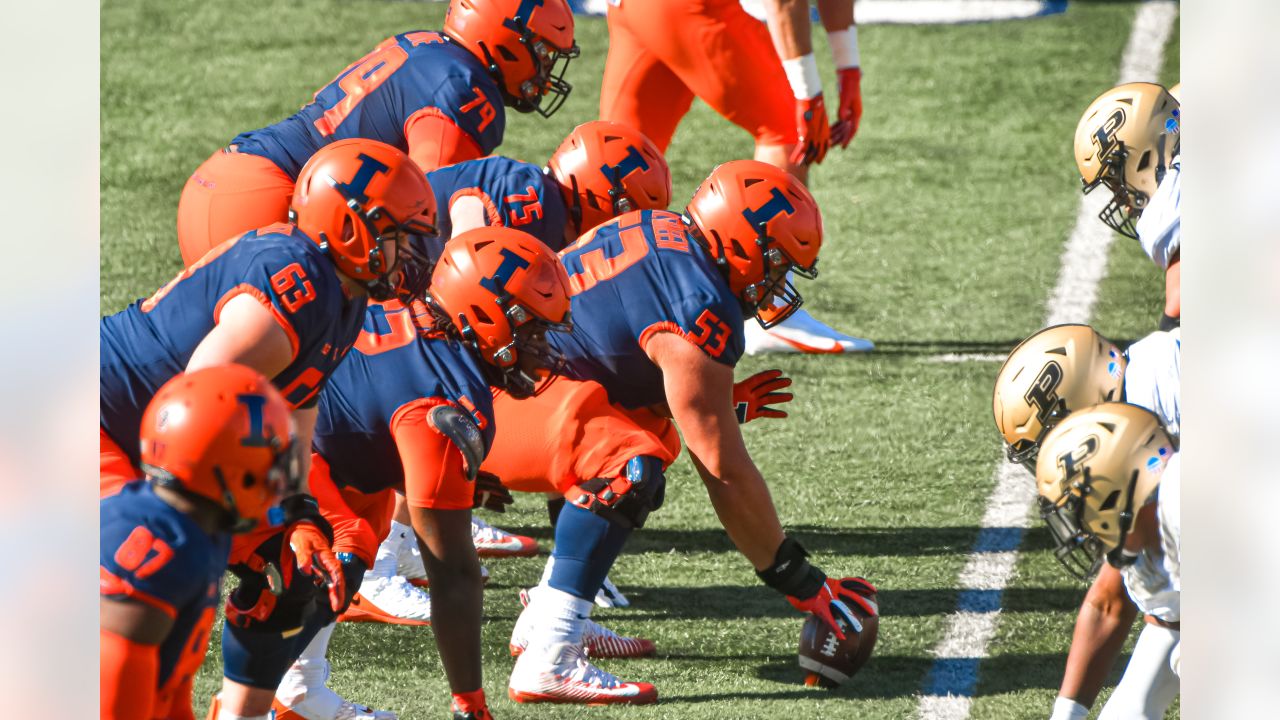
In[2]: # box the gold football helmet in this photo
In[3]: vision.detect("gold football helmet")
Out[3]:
[993,324,1126,468]
[1167,82,1181,103]
[1036,402,1174,579]
[1073,82,1180,239]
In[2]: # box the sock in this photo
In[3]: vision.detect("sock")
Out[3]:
[546,503,632,600]
[369,521,410,579]
[218,712,272,720]
[524,585,594,652]
[1050,696,1089,720]
[276,622,335,706]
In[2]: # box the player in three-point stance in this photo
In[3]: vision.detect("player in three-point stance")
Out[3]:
[207,228,573,720]
[102,138,439,720]
[601,0,872,354]
[1074,82,1181,330]
[1036,403,1181,720]
[374,119,673,598]
[176,0,579,264]
[474,160,877,704]
[101,365,300,720]
[993,323,1180,720]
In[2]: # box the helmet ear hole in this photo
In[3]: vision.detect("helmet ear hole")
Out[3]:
[471,305,494,325]
[1136,151,1152,172]
[497,44,518,63]
[1099,490,1121,512]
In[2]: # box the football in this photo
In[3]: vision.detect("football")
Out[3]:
[797,587,880,688]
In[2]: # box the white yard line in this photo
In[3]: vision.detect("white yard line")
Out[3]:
[915,3,1178,717]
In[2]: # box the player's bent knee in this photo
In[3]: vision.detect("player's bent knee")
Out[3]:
[567,456,666,529]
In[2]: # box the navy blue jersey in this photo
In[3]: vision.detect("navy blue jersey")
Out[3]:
[313,300,495,500]
[101,226,366,467]
[553,210,745,409]
[100,481,230,710]
[231,32,506,179]
[428,156,571,251]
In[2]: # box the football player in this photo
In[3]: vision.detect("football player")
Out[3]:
[1074,82,1181,329]
[1037,403,1181,720]
[992,323,1180,720]
[477,160,876,705]
[600,0,873,355]
[378,119,672,587]
[176,0,578,264]
[102,139,437,720]
[101,365,299,720]
[207,228,571,720]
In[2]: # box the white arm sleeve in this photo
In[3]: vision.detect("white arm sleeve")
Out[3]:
[1123,327,1181,441]
[1135,156,1181,270]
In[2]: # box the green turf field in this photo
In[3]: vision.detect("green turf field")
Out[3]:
[101,1,1179,717]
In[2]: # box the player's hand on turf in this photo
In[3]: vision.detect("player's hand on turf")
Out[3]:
[791,94,832,166]
[788,576,878,640]
[289,522,346,613]
[473,472,515,513]
[732,368,793,423]
[830,67,863,148]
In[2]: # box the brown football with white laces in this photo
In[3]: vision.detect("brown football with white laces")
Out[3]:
[797,587,879,688]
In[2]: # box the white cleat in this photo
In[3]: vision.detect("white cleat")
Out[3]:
[396,538,489,588]
[510,589,654,658]
[472,515,539,558]
[594,575,630,608]
[355,575,432,622]
[508,642,658,705]
[743,308,875,355]
[274,659,398,720]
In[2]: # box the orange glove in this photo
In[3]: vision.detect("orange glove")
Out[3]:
[289,522,345,613]
[790,94,831,166]
[732,369,793,423]
[830,67,863,148]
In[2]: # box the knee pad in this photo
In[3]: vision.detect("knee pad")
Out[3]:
[567,456,666,529]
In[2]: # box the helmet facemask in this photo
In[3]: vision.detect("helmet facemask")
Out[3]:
[1005,397,1071,468]
[451,294,573,399]
[1081,141,1142,240]
[327,194,439,302]
[486,24,579,117]
[1039,466,1140,581]
[742,224,819,329]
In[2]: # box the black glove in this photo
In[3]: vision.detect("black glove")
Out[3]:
[473,472,514,513]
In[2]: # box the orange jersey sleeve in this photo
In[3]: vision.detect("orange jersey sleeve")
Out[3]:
[405,108,485,172]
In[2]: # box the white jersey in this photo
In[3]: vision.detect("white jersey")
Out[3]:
[1120,452,1181,622]
[1124,327,1181,441]
[1135,155,1181,270]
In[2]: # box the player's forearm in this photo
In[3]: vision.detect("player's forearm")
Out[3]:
[764,0,814,59]
[691,453,786,570]
[817,0,854,32]
[292,405,318,491]
[1058,579,1140,704]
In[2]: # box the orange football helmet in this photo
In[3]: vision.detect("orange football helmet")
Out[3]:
[139,365,301,533]
[547,120,672,235]
[291,139,438,301]
[429,226,573,397]
[684,160,823,327]
[444,0,579,117]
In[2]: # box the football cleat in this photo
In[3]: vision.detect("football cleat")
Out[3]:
[508,642,658,705]
[396,537,489,589]
[743,308,875,354]
[510,589,655,659]
[271,658,399,720]
[338,576,431,626]
[595,575,630,608]
[472,516,540,558]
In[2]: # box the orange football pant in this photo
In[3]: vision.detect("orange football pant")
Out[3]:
[176,147,294,265]
[480,378,681,497]
[601,0,797,152]
[100,427,140,497]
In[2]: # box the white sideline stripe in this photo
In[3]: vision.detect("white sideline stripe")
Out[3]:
[916,3,1178,718]
[926,353,1008,363]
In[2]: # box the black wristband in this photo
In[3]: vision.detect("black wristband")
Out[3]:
[756,537,827,599]
[1159,312,1180,331]
[280,494,334,542]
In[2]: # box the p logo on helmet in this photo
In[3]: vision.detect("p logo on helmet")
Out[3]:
[1024,361,1064,425]
[1091,108,1126,160]
[1056,435,1100,482]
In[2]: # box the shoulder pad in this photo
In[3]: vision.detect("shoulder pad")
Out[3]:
[429,404,484,482]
